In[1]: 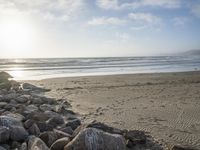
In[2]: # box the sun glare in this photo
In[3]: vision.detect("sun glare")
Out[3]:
[0,18,35,58]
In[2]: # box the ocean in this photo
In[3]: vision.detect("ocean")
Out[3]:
[0,55,200,80]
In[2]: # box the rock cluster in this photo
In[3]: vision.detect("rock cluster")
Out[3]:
[0,71,194,150]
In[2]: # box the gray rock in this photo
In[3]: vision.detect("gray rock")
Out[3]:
[0,72,12,80]
[64,128,126,150]
[3,112,25,122]
[46,116,64,128]
[59,127,73,135]
[125,130,146,146]
[36,122,54,132]
[24,119,35,129]
[172,145,198,150]
[28,136,49,150]
[0,116,22,127]
[26,105,38,112]
[0,146,6,150]
[39,104,53,112]
[3,93,19,101]
[0,102,7,109]
[39,130,71,147]
[10,99,17,104]
[16,95,30,103]
[87,122,124,135]
[0,127,10,143]
[22,83,50,92]
[11,141,21,149]
[39,131,59,147]
[20,142,27,150]
[0,144,9,150]
[66,119,81,130]
[50,137,70,150]
[31,98,43,104]
[10,126,29,141]
[28,123,40,136]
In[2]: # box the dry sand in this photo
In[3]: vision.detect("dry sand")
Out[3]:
[28,71,200,148]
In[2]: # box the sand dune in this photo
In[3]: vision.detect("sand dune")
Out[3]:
[29,71,200,149]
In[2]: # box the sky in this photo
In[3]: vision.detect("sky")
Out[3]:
[0,0,200,58]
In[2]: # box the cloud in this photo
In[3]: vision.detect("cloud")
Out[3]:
[88,17,126,26]
[128,12,161,24]
[191,3,200,18]
[96,0,181,10]
[142,0,181,9]
[172,17,189,26]
[0,0,85,22]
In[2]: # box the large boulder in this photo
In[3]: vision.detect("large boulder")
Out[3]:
[0,116,23,127]
[0,72,12,80]
[28,136,49,150]
[10,126,29,141]
[64,128,126,150]
[22,83,50,92]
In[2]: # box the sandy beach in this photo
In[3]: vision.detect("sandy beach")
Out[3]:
[28,71,200,148]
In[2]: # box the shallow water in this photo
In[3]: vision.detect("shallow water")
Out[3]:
[0,55,200,80]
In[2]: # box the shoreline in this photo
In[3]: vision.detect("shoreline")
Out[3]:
[21,70,200,81]
[28,71,200,148]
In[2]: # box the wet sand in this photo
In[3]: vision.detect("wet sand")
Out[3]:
[28,71,200,148]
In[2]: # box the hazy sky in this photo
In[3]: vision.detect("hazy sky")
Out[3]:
[0,0,200,58]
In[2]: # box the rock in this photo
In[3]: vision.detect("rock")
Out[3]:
[3,103,16,111]
[46,116,64,128]
[10,126,29,141]
[24,119,35,129]
[39,130,71,147]
[172,145,198,150]
[0,127,10,143]
[0,102,8,108]
[10,99,17,104]
[87,122,124,135]
[11,141,21,149]
[64,128,126,150]
[0,146,6,150]
[16,95,30,103]
[66,119,81,130]
[125,130,147,146]
[0,102,7,108]
[22,83,50,92]
[26,105,39,112]
[52,105,63,113]
[31,98,43,104]
[28,136,49,150]
[59,127,73,135]
[39,131,59,147]
[39,104,53,112]
[3,93,20,101]
[26,112,49,122]
[0,144,9,150]
[28,123,40,136]
[0,116,22,127]
[3,112,25,122]
[20,142,28,150]
[0,72,12,80]
[50,137,70,150]
[36,122,54,132]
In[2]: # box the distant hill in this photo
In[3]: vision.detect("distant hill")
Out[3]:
[181,49,200,55]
